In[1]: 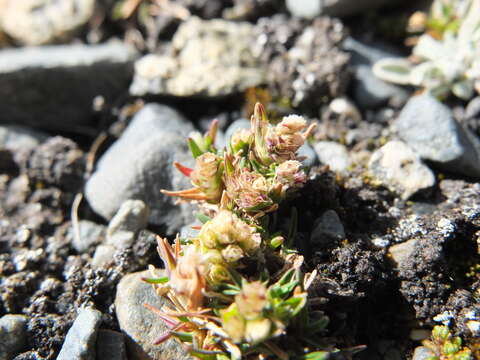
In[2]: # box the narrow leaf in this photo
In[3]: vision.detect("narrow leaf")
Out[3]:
[188,138,203,158]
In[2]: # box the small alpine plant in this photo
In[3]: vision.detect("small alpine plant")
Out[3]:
[144,103,339,359]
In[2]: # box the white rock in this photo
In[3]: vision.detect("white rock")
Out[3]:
[314,141,351,174]
[369,141,435,199]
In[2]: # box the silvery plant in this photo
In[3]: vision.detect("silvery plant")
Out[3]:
[373,0,480,100]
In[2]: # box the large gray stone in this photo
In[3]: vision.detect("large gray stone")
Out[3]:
[130,17,264,97]
[0,41,137,133]
[85,104,195,235]
[286,0,397,18]
[57,307,103,360]
[368,141,435,200]
[396,93,480,178]
[343,37,409,109]
[0,314,28,360]
[115,270,190,360]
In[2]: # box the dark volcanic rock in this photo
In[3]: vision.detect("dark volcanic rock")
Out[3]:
[26,136,85,193]
[0,42,137,134]
[254,15,350,113]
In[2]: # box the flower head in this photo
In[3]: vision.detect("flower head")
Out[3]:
[190,152,223,203]
[168,245,206,310]
[225,168,274,213]
[275,160,307,191]
[197,210,261,257]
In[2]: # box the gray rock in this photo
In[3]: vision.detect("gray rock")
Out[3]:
[57,307,103,360]
[0,0,94,45]
[314,141,350,173]
[396,93,480,178]
[412,346,435,360]
[85,103,195,235]
[0,314,28,360]
[368,141,435,200]
[298,143,319,167]
[286,0,396,17]
[0,41,137,133]
[0,125,48,151]
[96,329,127,360]
[310,209,345,246]
[343,37,409,109]
[115,270,191,360]
[69,220,106,253]
[130,17,264,97]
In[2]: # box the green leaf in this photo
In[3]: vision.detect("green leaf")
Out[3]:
[303,351,331,360]
[228,268,243,287]
[222,289,241,296]
[171,331,194,342]
[308,317,330,332]
[195,212,212,224]
[189,347,224,360]
[188,138,203,158]
[142,276,169,284]
[278,268,296,286]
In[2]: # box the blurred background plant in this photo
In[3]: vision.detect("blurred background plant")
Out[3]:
[373,0,480,100]
[421,325,473,360]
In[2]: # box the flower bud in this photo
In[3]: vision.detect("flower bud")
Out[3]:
[275,115,307,135]
[235,281,267,320]
[275,160,306,190]
[244,318,272,344]
[230,129,253,153]
[269,235,284,249]
[221,244,244,263]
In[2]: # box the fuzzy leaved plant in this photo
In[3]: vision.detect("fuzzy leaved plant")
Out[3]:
[373,0,480,100]
[142,103,352,359]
